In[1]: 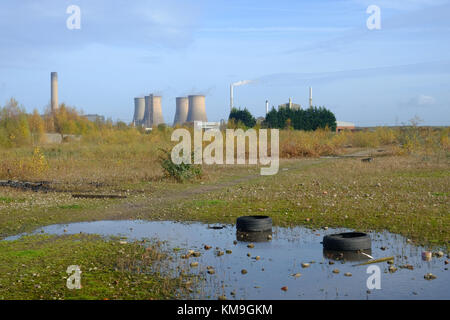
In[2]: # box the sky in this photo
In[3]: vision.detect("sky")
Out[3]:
[0,0,449,126]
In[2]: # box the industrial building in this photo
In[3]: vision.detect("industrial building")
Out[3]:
[278,98,301,111]
[336,121,356,133]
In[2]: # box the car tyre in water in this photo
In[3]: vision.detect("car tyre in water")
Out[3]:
[236,216,272,232]
[323,232,371,251]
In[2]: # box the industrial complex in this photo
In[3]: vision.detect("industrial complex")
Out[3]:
[49,72,354,131]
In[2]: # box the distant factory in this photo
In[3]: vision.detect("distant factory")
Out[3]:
[133,94,207,128]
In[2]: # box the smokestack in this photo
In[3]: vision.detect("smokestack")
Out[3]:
[133,97,145,126]
[187,95,207,122]
[230,84,234,112]
[265,100,269,115]
[289,97,292,109]
[51,72,58,112]
[309,87,313,108]
[173,97,189,126]
[230,80,252,112]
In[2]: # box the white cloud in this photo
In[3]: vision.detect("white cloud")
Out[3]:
[400,94,437,108]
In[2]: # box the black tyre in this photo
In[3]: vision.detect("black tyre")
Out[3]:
[323,232,371,251]
[236,216,272,232]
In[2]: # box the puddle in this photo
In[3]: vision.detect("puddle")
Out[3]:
[5,220,449,300]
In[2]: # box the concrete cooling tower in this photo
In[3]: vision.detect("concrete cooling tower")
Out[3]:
[143,94,165,127]
[187,95,207,122]
[173,97,189,126]
[133,97,145,126]
[151,95,164,126]
[143,95,152,128]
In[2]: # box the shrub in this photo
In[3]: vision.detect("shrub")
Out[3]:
[158,149,202,182]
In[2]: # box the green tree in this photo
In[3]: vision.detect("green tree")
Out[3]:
[228,108,256,128]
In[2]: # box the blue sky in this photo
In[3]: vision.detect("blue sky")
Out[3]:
[0,0,449,126]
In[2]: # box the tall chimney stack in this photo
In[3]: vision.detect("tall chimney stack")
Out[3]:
[51,72,58,112]
[230,84,234,112]
[309,87,313,108]
[265,100,269,115]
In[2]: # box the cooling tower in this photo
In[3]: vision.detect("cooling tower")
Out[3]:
[143,95,152,127]
[187,95,207,122]
[133,97,145,126]
[173,97,189,126]
[151,95,164,126]
[143,94,164,127]
[51,72,58,112]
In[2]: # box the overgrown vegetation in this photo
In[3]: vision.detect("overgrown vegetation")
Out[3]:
[0,234,190,299]
[158,149,202,182]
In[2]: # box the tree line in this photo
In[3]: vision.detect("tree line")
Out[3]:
[228,106,336,131]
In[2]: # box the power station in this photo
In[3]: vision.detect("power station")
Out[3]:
[133,93,207,128]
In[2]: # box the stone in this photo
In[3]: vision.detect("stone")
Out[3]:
[301,263,310,268]
[241,269,248,275]
[344,272,352,277]
[388,266,397,273]
[424,273,436,280]
[332,269,339,274]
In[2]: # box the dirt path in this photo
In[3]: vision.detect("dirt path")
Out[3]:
[106,158,328,219]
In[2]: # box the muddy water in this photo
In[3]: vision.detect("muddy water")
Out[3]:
[5,220,449,300]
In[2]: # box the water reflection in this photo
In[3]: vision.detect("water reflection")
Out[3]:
[323,249,372,262]
[236,230,272,243]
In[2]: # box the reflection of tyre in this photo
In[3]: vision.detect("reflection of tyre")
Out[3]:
[323,232,371,251]
[236,230,272,243]
[236,216,272,232]
[323,249,372,262]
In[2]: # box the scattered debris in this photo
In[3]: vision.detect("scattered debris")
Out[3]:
[424,273,437,280]
[399,264,414,270]
[354,256,395,266]
[0,180,51,192]
[72,194,127,199]
[388,266,397,273]
[301,263,310,268]
[422,251,432,261]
